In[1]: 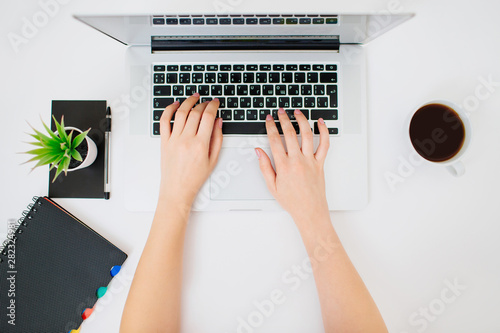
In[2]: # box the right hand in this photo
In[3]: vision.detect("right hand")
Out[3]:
[255,108,331,226]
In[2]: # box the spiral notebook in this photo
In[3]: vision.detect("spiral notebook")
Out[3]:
[0,197,127,333]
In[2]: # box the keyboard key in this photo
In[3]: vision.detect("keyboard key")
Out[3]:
[207,65,218,71]
[220,18,231,24]
[246,64,258,71]
[154,65,165,72]
[243,72,254,83]
[312,18,324,24]
[180,65,192,71]
[194,65,205,71]
[221,122,299,135]
[286,64,298,71]
[153,110,163,121]
[255,72,267,83]
[240,97,251,108]
[291,97,303,108]
[167,65,178,71]
[262,85,274,95]
[201,97,212,103]
[246,18,258,24]
[237,85,248,95]
[301,85,312,95]
[312,64,324,71]
[176,97,187,104]
[317,97,329,107]
[154,73,165,84]
[192,73,203,83]
[211,85,223,96]
[299,18,311,24]
[259,109,270,120]
[247,109,258,120]
[198,85,210,96]
[172,85,184,96]
[299,64,311,71]
[179,73,190,83]
[282,73,293,83]
[220,64,232,71]
[306,72,317,83]
[249,85,261,95]
[153,18,165,25]
[153,98,174,108]
[259,18,271,24]
[288,85,300,95]
[233,64,245,71]
[294,72,306,83]
[253,97,264,108]
[286,109,296,120]
[218,97,226,108]
[233,18,244,24]
[234,109,245,120]
[220,109,232,120]
[279,97,290,108]
[205,73,216,83]
[304,97,315,107]
[271,109,279,120]
[314,122,338,135]
[206,18,218,25]
[185,85,197,95]
[154,86,171,96]
[224,85,235,95]
[193,18,205,25]
[153,122,160,135]
[314,84,325,95]
[266,97,277,108]
[218,72,229,83]
[299,109,310,119]
[273,18,285,24]
[231,72,242,83]
[166,73,177,84]
[260,64,272,71]
[326,64,337,71]
[166,18,179,25]
[320,72,337,83]
[273,64,284,71]
[286,18,298,24]
[275,85,286,95]
[326,18,338,24]
[327,85,338,107]
[269,73,280,83]
[227,97,238,108]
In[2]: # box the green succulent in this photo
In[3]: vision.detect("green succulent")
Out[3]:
[24,116,90,182]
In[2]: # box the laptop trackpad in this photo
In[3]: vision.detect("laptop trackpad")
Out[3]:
[210,147,275,200]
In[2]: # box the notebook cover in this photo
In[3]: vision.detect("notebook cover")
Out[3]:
[0,197,127,332]
[49,100,107,198]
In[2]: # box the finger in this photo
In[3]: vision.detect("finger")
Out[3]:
[265,114,286,165]
[255,148,277,196]
[198,98,220,139]
[171,93,200,136]
[294,109,314,156]
[159,101,180,141]
[277,108,300,155]
[315,118,330,162]
[183,101,209,136]
[208,118,223,170]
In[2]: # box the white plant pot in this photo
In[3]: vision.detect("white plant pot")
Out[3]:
[58,126,98,172]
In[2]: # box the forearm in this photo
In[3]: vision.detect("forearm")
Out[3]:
[295,211,387,333]
[120,192,190,333]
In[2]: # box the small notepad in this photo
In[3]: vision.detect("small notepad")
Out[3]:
[0,197,127,332]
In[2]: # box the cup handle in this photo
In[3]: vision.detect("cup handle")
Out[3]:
[446,161,465,177]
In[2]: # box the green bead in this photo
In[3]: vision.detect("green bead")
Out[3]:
[96,286,107,298]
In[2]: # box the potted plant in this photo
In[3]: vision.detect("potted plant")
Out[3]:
[24,116,97,182]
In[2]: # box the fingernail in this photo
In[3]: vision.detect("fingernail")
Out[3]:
[254,148,261,159]
[193,93,200,97]
[218,117,223,128]
[266,114,273,121]
[173,100,180,105]
[213,98,219,101]
[294,109,301,115]
[278,108,285,114]
[319,118,325,124]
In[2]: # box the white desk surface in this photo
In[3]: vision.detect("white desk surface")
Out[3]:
[1,0,499,332]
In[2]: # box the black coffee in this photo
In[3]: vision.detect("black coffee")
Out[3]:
[409,103,465,162]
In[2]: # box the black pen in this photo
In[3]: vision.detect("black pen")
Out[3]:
[104,106,111,200]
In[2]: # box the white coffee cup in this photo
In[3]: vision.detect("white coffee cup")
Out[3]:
[408,100,472,177]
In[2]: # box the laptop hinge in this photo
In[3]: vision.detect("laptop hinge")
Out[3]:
[151,35,339,52]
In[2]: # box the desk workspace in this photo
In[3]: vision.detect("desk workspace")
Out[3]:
[1,0,500,332]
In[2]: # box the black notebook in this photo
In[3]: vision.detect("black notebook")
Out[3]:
[0,197,127,333]
[49,100,107,199]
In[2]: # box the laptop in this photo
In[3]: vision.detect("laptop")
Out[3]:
[75,13,412,212]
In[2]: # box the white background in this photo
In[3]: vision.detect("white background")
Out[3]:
[1,0,500,332]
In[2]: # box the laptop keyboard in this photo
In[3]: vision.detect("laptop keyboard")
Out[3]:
[152,63,339,136]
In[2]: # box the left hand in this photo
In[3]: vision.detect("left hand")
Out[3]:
[158,94,223,210]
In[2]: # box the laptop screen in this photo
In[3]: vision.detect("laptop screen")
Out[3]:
[74,14,413,47]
